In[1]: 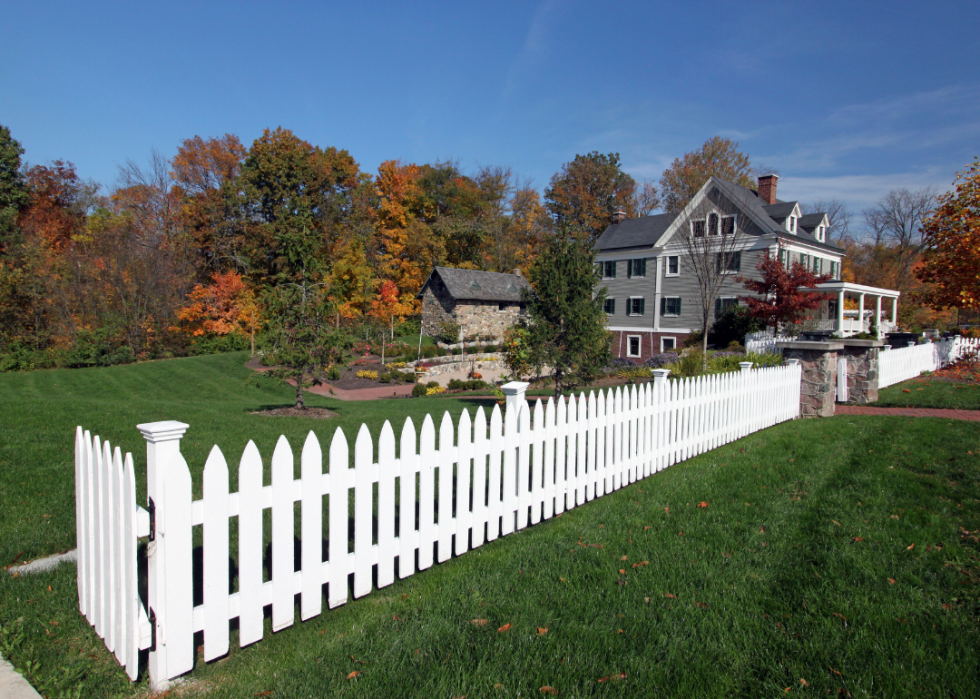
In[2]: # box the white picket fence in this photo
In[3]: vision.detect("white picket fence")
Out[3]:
[76,364,801,688]
[74,428,153,680]
[878,336,980,389]
[745,331,792,355]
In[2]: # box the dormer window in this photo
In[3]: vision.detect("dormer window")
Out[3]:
[787,216,797,234]
[815,225,825,243]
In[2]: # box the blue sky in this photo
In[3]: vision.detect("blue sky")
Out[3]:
[3,0,979,213]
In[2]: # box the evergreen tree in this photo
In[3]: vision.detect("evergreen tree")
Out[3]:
[0,124,27,255]
[522,228,611,400]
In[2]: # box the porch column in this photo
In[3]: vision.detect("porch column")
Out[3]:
[858,293,866,333]
[875,296,883,339]
[837,290,845,335]
[892,297,898,327]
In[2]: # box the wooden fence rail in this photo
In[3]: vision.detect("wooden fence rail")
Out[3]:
[75,363,802,688]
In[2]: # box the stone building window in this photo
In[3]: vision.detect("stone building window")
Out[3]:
[497,302,508,312]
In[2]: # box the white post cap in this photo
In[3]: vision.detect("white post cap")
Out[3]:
[739,361,753,373]
[137,420,189,443]
[651,369,671,384]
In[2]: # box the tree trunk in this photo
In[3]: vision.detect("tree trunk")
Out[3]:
[701,321,709,372]
[295,367,306,409]
[554,367,562,403]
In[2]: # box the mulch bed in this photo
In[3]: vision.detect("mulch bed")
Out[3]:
[324,358,416,390]
[909,358,980,385]
[250,407,339,419]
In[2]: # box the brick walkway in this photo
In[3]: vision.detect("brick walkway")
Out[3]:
[249,361,415,401]
[836,405,980,421]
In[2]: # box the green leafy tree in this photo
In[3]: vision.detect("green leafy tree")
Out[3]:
[660,136,755,214]
[234,127,365,284]
[545,152,638,241]
[522,228,612,400]
[0,124,27,255]
[261,279,353,409]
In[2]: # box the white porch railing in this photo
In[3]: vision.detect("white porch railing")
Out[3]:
[76,364,802,688]
[745,330,793,354]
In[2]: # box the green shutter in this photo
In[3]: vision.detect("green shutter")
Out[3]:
[638,298,645,315]
[676,297,682,315]
[660,297,666,315]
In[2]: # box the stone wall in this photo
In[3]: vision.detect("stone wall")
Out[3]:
[779,341,841,418]
[841,342,880,404]
[420,277,524,342]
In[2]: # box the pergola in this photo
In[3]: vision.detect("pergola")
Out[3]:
[814,281,901,338]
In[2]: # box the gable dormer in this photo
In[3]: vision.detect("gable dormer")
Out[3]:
[799,213,830,243]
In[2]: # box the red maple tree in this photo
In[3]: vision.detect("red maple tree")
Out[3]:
[739,252,831,330]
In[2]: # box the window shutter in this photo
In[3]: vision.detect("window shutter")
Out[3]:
[638,298,645,315]
[660,297,666,315]
[676,298,682,315]
[715,298,721,317]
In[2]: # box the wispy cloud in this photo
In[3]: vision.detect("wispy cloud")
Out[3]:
[501,0,564,101]
[779,169,955,211]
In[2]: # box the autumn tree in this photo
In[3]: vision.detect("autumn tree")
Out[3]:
[368,278,414,362]
[740,253,831,331]
[545,152,638,241]
[171,134,247,273]
[175,270,258,337]
[660,137,754,214]
[0,124,27,255]
[521,227,611,400]
[327,237,376,321]
[917,158,980,309]
[233,127,364,284]
[495,184,552,274]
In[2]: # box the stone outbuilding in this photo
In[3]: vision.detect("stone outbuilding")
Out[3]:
[416,267,532,342]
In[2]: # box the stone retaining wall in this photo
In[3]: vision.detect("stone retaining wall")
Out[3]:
[413,357,504,379]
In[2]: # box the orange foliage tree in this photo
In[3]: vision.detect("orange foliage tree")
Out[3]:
[917,158,980,310]
[176,271,258,337]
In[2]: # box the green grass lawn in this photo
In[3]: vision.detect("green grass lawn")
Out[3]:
[2,353,980,697]
[875,373,980,410]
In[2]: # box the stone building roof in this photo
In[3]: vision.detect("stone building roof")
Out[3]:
[416,266,532,302]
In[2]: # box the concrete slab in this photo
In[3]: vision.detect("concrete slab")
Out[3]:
[6,549,76,575]
[0,652,42,699]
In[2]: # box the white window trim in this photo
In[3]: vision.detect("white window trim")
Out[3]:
[660,336,677,352]
[718,252,741,275]
[662,296,681,317]
[626,334,642,358]
[627,296,645,317]
[664,255,680,277]
[604,297,615,314]
[720,214,736,236]
[691,218,707,237]
[628,258,647,278]
[716,296,738,316]
[600,260,617,280]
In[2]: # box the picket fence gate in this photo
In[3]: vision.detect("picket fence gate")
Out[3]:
[745,330,793,355]
[878,336,980,389]
[75,363,802,688]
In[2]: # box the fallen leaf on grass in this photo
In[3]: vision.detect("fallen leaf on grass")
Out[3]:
[800,679,809,687]
[888,578,896,585]
[393,614,400,620]
[631,561,649,569]
[664,507,670,514]
[494,683,503,689]
[255,692,271,697]
[559,577,567,582]
[696,602,709,608]
[852,537,864,542]
[618,568,626,574]
[497,623,512,633]
[540,686,558,694]
[831,520,841,526]
[346,671,360,680]
[644,597,650,603]
[620,555,628,560]
[830,667,842,676]
[665,593,676,599]
[537,627,548,636]
[471,619,488,626]
[903,389,911,393]
[697,501,709,508]
[597,672,626,683]
[644,525,651,531]
[907,543,915,550]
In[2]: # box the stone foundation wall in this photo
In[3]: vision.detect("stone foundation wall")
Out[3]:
[420,284,456,337]
[412,356,504,379]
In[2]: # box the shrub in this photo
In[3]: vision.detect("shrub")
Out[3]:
[483,344,497,353]
[609,357,636,368]
[436,320,462,344]
[411,382,428,397]
[388,361,407,369]
[426,381,441,389]
[645,352,679,369]
[708,305,764,349]
[448,378,490,391]
[394,317,421,338]
[426,385,447,395]
[379,373,392,383]
[616,367,651,380]
[325,365,341,380]
[356,370,379,380]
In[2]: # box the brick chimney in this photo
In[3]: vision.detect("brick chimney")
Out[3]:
[612,208,627,224]
[757,174,778,205]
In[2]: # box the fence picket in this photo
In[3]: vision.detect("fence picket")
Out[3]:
[301,432,323,619]
[238,440,264,645]
[488,405,504,540]
[455,409,473,556]
[471,408,488,548]
[418,416,437,569]
[202,446,230,660]
[328,428,350,608]
[399,418,418,579]
[122,453,139,679]
[437,412,455,563]
[354,425,374,598]
[377,422,397,588]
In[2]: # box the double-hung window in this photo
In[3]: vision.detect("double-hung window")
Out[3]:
[604,298,616,315]
[628,258,646,278]
[779,249,788,267]
[661,297,681,316]
[716,251,741,273]
[599,260,617,278]
[627,336,641,357]
[721,215,736,236]
[715,296,738,317]
[628,297,645,316]
[692,220,706,237]
[665,255,679,276]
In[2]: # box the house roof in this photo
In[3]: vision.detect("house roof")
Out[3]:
[592,212,675,251]
[594,177,845,255]
[415,266,532,302]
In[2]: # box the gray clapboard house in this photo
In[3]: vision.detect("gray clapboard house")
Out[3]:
[594,174,848,360]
